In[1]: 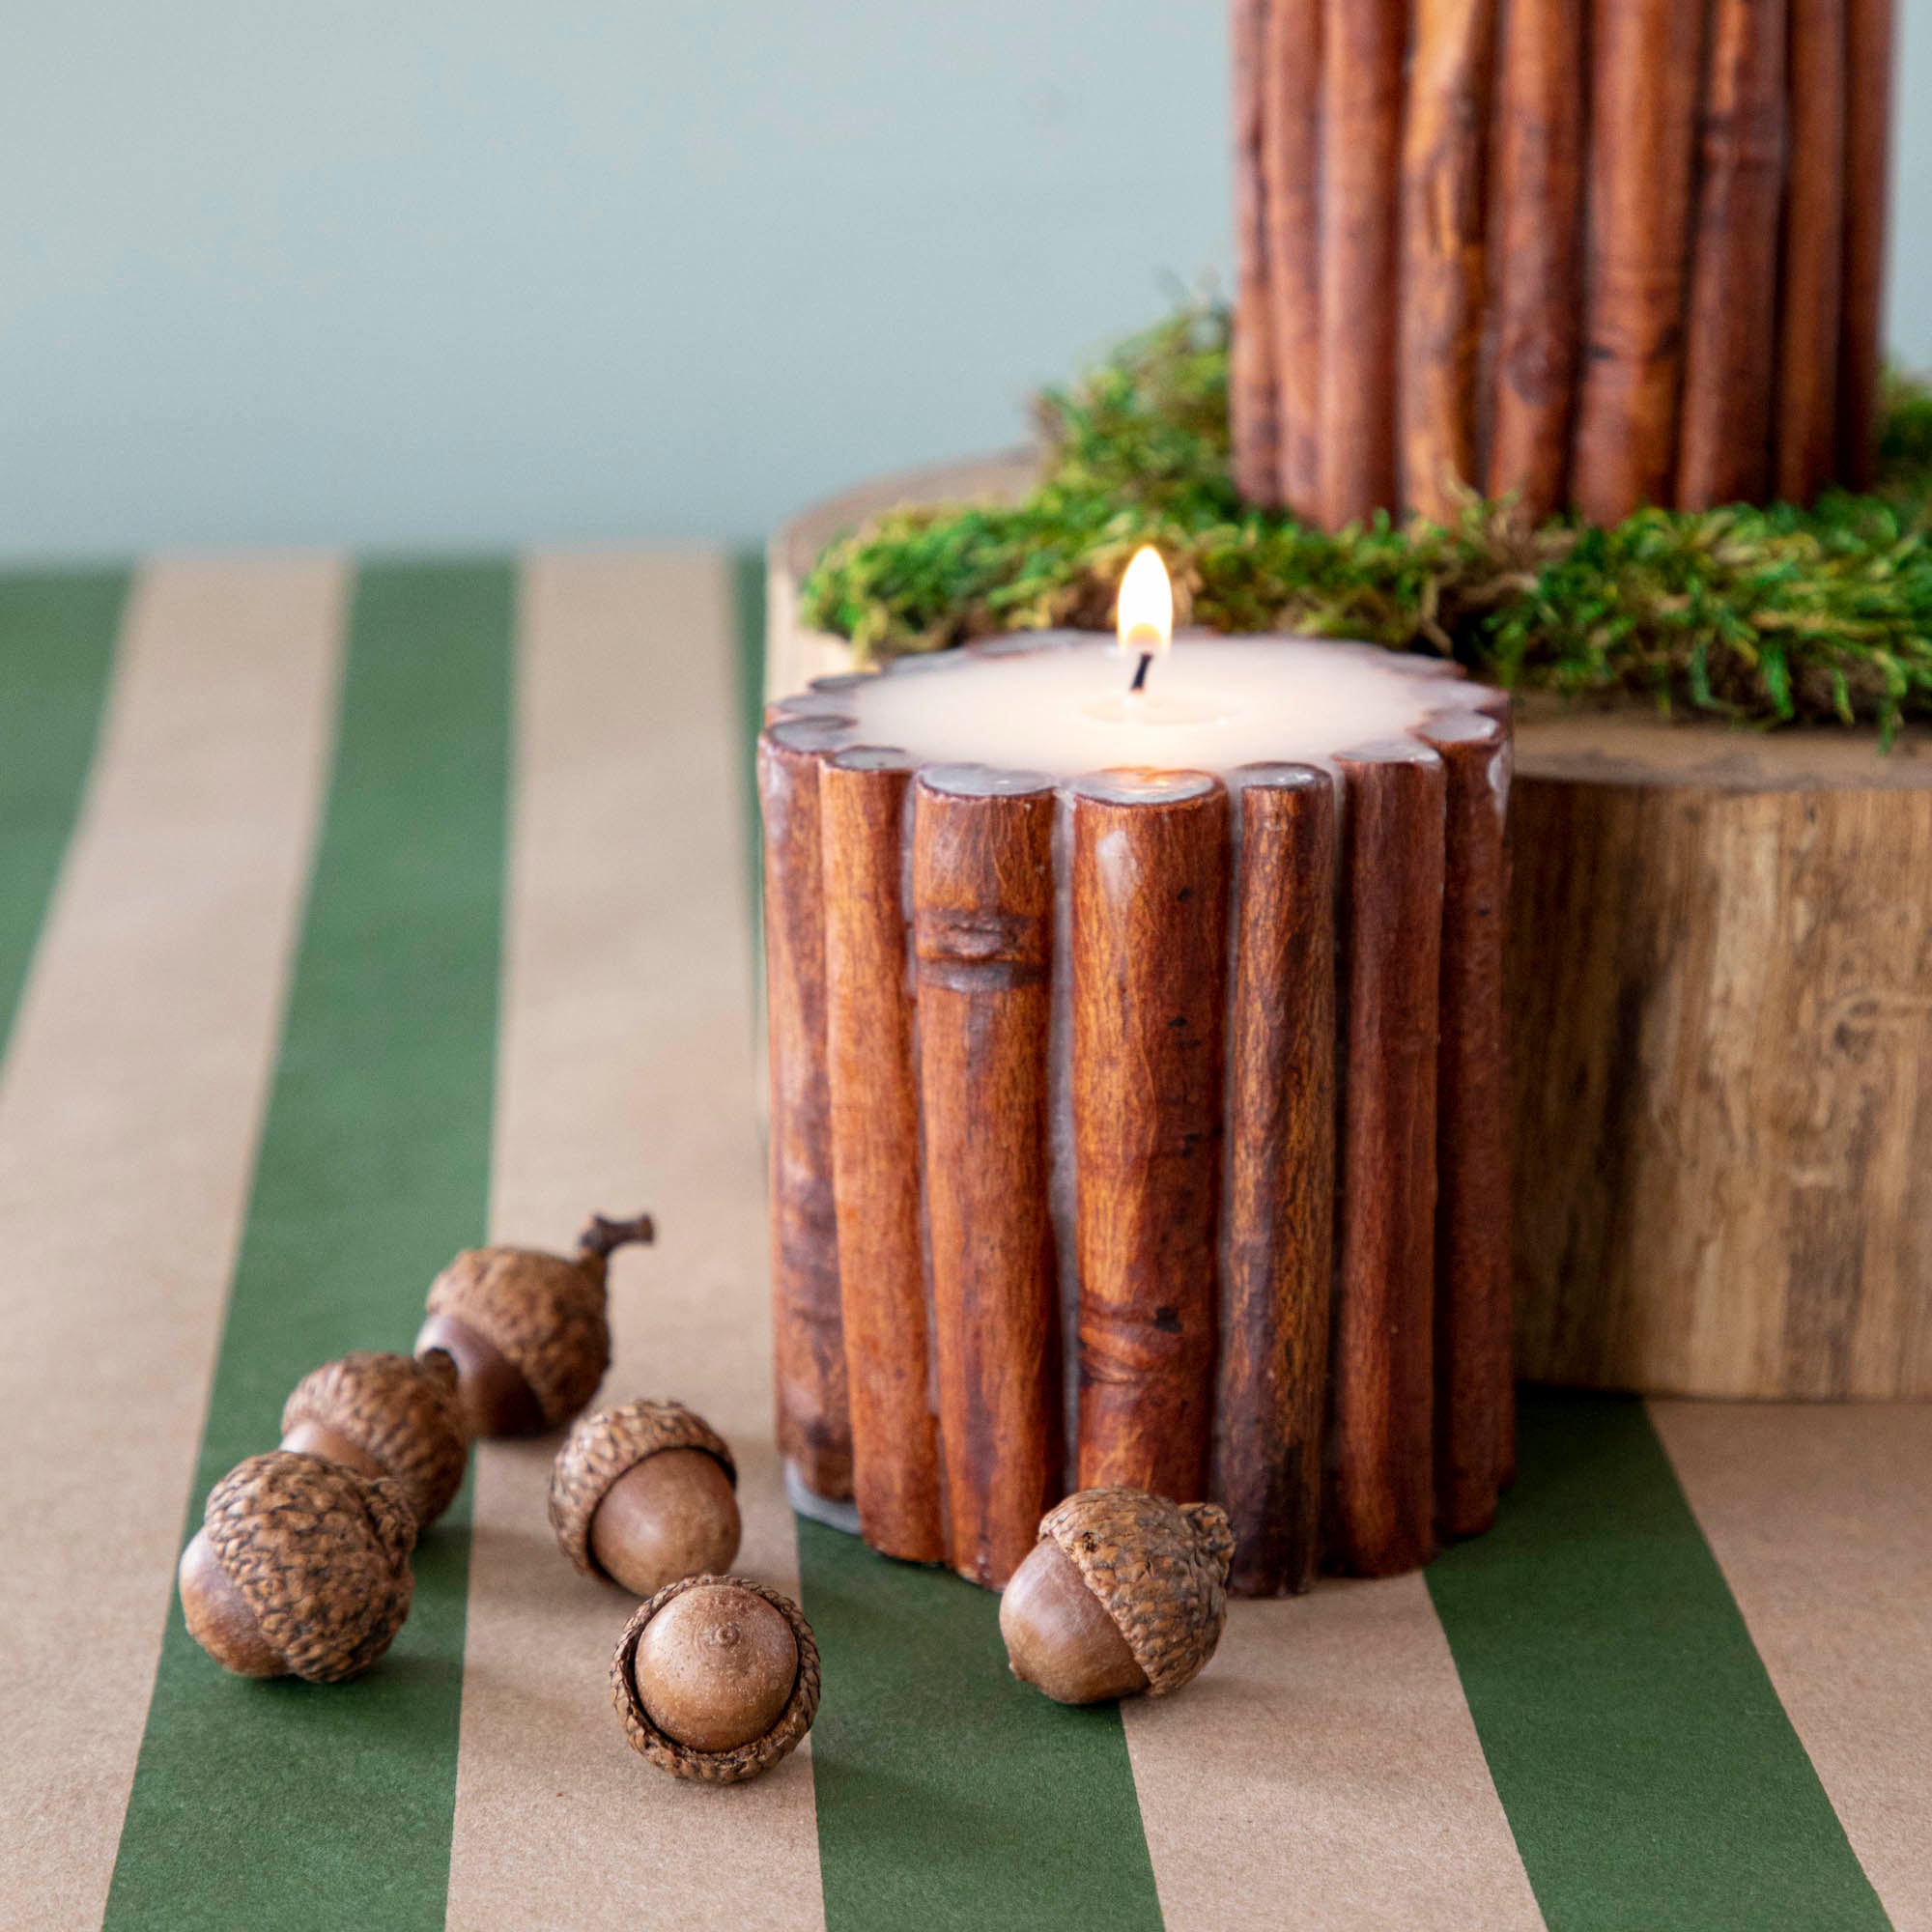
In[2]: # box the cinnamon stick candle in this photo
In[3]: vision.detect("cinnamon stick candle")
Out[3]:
[762,577,1512,1594]
[758,719,853,1503]
[821,747,945,1564]
[1678,0,1789,510]
[1070,770,1230,1502]
[913,767,1064,1588]
[1214,765,1335,1595]
[1571,0,1704,522]
[1330,739,1446,1577]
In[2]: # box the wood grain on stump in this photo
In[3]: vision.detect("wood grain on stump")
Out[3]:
[1510,714,1932,1399]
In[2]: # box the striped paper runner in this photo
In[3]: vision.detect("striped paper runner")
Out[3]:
[0,551,1922,1932]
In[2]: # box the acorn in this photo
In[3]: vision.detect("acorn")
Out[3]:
[611,1575,820,1784]
[415,1211,654,1437]
[999,1488,1235,1705]
[279,1349,470,1528]
[550,1398,739,1597]
[177,1450,416,1683]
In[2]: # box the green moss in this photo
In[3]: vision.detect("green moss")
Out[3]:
[800,305,1932,736]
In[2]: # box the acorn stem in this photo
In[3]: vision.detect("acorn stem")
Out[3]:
[578,1211,657,1262]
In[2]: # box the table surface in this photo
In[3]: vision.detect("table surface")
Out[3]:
[1,551,1926,1932]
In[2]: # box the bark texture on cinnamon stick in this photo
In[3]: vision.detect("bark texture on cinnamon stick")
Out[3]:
[913,767,1064,1588]
[1486,0,1585,519]
[1776,0,1847,503]
[1264,0,1323,515]
[1071,771,1229,1503]
[1214,766,1336,1595]
[1399,0,1497,520]
[1318,0,1406,527]
[1835,0,1895,491]
[1232,0,1282,505]
[1678,0,1789,509]
[1418,714,1514,1538]
[1330,741,1445,1576]
[821,748,945,1564]
[758,721,853,1502]
[1571,0,1705,523]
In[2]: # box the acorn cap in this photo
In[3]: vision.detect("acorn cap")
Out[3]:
[1037,1489,1235,1695]
[281,1350,470,1526]
[550,1398,737,1580]
[611,1575,819,1785]
[424,1246,611,1428]
[203,1450,417,1684]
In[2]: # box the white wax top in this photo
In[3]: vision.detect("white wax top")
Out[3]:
[835,633,1459,777]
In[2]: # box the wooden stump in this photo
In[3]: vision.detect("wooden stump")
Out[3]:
[1227,0,1897,525]
[1510,712,1932,1400]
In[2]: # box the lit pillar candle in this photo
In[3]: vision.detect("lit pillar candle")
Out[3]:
[761,550,1512,1594]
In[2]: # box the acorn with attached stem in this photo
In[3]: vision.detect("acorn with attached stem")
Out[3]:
[550,1398,740,1597]
[178,1451,417,1683]
[415,1211,654,1437]
[612,1575,820,1784]
[279,1348,470,1528]
[999,1488,1235,1705]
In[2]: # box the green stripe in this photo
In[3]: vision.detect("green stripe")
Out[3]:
[1428,1390,1889,1931]
[797,1520,1164,1931]
[105,561,514,1931]
[0,568,129,1058]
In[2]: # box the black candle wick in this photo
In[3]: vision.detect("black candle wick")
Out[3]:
[1129,651,1153,695]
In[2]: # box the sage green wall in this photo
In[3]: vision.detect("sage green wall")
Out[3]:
[0,3,1924,557]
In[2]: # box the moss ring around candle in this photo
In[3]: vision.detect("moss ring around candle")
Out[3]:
[611,1575,820,1785]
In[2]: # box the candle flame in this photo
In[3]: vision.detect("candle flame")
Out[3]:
[1116,546,1174,660]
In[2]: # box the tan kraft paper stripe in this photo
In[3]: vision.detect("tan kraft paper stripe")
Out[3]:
[0,556,344,1930]
[1125,1576,1542,1930]
[443,548,824,1931]
[1653,1399,1932,1928]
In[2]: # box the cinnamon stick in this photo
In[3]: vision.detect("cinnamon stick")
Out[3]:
[1264,0,1323,515]
[1318,0,1406,527]
[1486,0,1586,519]
[1835,0,1895,490]
[1399,0,1498,521]
[821,747,945,1564]
[1071,770,1229,1501]
[1774,0,1847,502]
[1571,0,1705,523]
[1233,0,1282,505]
[758,719,853,1502]
[1417,713,1513,1539]
[912,766,1063,1587]
[1329,740,1445,1576]
[1678,0,1789,509]
[1214,765,1336,1595]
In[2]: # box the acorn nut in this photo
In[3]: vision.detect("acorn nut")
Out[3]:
[1000,1488,1235,1705]
[612,1576,820,1784]
[177,1450,417,1683]
[550,1398,739,1597]
[279,1348,470,1527]
[415,1210,654,1437]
